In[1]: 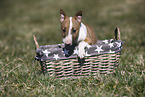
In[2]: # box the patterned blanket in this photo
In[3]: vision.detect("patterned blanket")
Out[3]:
[35,39,124,61]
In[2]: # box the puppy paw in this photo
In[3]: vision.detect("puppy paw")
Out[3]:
[78,46,85,59]
[78,41,88,59]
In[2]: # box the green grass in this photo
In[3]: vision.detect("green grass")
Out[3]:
[0,0,145,96]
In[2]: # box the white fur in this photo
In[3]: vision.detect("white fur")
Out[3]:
[77,23,87,42]
[69,17,73,35]
[78,41,89,58]
[63,35,72,45]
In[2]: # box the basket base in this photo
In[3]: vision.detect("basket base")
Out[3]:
[39,52,121,78]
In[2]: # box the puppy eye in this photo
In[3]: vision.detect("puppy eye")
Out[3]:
[72,28,76,33]
[62,28,66,33]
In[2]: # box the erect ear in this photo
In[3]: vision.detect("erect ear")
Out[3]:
[75,11,82,23]
[60,9,66,22]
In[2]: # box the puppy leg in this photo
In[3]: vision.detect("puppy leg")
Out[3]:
[78,41,89,59]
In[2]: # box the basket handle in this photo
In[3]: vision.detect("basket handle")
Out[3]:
[33,34,40,50]
[114,27,121,40]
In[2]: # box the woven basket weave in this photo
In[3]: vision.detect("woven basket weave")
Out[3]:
[34,27,124,78]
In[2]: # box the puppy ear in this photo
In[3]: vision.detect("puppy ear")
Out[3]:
[75,11,82,23]
[60,9,66,22]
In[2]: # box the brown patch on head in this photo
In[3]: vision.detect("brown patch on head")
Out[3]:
[60,17,70,38]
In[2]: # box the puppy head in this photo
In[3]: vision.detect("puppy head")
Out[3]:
[60,9,82,46]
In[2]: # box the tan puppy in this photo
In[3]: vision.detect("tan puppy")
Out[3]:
[60,9,97,58]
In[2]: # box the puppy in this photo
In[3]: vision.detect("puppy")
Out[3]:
[60,9,97,59]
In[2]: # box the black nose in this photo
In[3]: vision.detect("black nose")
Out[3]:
[65,44,71,46]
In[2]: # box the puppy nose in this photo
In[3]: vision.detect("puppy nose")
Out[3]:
[65,43,71,46]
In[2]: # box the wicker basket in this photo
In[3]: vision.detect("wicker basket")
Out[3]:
[34,27,124,78]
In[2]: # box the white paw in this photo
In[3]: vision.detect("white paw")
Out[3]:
[78,46,85,59]
[78,41,89,59]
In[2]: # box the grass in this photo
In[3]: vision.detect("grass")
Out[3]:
[0,0,145,96]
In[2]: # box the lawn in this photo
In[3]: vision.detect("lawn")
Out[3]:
[0,0,145,96]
